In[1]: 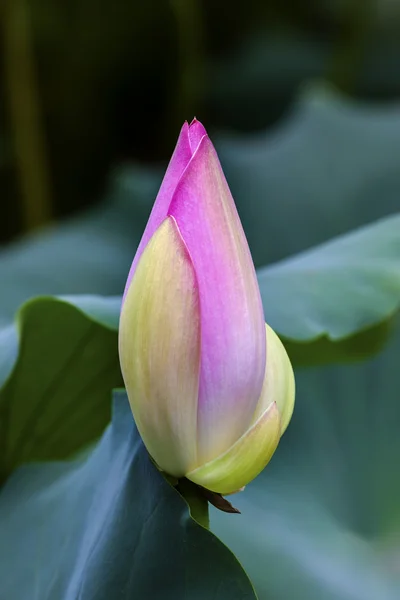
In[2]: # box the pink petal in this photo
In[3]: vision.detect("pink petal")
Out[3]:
[122,122,192,302]
[168,136,266,464]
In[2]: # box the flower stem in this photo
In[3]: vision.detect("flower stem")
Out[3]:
[178,478,210,529]
[3,0,52,232]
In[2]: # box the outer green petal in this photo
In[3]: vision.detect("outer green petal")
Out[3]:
[251,324,295,435]
[119,217,200,477]
[186,402,281,495]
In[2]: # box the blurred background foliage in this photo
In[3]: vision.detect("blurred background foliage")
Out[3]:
[2,0,400,243]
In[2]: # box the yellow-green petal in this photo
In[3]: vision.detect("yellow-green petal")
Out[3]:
[119,217,200,477]
[186,402,281,495]
[251,324,295,435]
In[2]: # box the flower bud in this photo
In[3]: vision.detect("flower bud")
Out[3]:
[119,120,295,494]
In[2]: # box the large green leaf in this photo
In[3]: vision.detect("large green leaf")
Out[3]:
[0,296,123,478]
[0,390,256,600]
[211,325,400,600]
[259,214,400,364]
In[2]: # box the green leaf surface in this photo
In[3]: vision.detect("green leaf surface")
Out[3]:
[211,325,400,600]
[258,214,400,364]
[0,296,123,477]
[0,390,256,600]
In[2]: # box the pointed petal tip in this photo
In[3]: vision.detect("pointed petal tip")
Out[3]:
[121,121,194,302]
[188,118,208,153]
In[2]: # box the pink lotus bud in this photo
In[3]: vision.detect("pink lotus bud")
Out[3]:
[119,120,295,494]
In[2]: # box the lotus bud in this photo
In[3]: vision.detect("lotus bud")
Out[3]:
[119,120,295,495]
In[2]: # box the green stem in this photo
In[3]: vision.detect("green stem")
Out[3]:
[179,479,210,529]
[4,0,52,232]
